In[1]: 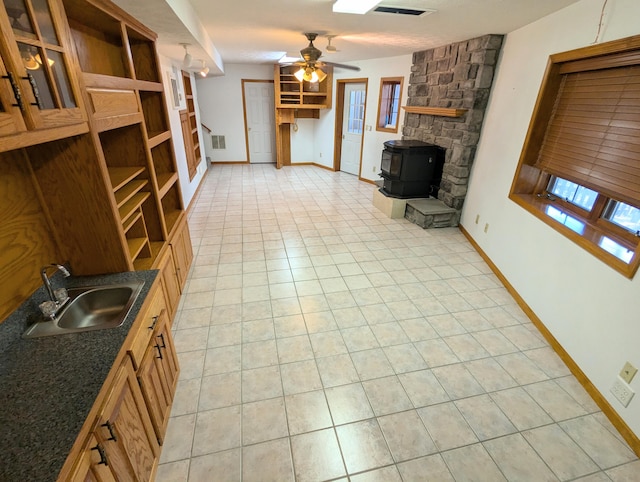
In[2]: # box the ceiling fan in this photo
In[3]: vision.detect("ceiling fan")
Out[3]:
[284,33,360,82]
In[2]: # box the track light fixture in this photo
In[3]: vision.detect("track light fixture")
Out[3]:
[199,60,209,77]
[180,43,192,68]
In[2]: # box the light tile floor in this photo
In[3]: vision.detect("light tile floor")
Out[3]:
[156,164,639,481]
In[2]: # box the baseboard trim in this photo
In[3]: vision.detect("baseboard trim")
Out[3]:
[459,224,640,457]
[185,168,209,214]
[211,160,250,165]
[289,162,336,172]
[358,177,377,186]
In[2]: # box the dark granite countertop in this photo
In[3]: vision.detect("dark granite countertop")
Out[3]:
[0,269,159,482]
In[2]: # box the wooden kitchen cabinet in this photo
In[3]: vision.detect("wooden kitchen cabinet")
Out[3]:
[157,245,181,319]
[59,278,179,481]
[93,358,159,482]
[69,434,117,482]
[169,214,193,290]
[0,0,88,152]
[137,308,178,444]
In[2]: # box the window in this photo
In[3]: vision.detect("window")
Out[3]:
[347,89,365,134]
[509,36,640,278]
[376,77,403,133]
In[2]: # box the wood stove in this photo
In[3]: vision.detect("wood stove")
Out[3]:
[380,140,444,198]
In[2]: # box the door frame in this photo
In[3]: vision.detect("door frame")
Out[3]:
[333,78,368,177]
[241,79,275,163]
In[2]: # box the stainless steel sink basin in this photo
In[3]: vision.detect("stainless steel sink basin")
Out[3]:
[23,281,144,338]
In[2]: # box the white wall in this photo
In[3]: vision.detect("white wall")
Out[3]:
[158,54,207,208]
[195,64,274,162]
[462,0,640,437]
[310,54,413,180]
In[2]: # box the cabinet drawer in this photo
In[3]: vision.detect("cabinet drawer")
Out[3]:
[86,88,142,131]
[128,284,166,370]
[87,88,139,118]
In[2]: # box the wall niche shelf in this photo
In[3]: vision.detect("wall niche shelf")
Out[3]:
[402,106,467,117]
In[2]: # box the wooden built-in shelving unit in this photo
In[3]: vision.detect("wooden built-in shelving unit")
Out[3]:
[274,65,332,109]
[61,0,185,268]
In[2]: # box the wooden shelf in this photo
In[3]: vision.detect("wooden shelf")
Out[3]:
[402,106,468,117]
[119,191,150,224]
[148,130,171,148]
[157,172,178,198]
[115,179,148,208]
[164,209,181,236]
[122,209,143,234]
[133,241,164,270]
[108,167,146,192]
[127,236,148,259]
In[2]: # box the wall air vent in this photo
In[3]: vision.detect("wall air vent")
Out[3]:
[373,6,435,16]
[211,135,226,149]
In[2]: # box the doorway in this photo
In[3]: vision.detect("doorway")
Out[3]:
[242,80,276,163]
[334,79,367,176]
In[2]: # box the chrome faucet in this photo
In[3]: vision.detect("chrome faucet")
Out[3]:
[39,264,71,319]
[41,264,71,302]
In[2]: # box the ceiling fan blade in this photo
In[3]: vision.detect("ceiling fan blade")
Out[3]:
[322,61,360,71]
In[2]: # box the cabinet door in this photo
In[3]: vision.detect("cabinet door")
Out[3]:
[68,434,117,482]
[96,360,159,482]
[0,54,27,135]
[0,0,85,131]
[158,247,180,320]
[155,309,179,400]
[170,216,193,289]
[137,309,178,444]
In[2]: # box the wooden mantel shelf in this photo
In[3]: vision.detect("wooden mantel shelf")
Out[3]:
[402,106,467,117]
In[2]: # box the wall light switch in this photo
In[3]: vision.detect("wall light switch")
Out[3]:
[620,362,638,384]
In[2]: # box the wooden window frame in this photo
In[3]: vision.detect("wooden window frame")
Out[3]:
[509,35,640,278]
[376,77,403,133]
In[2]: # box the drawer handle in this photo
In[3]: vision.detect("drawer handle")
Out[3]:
[101,421,117,442]
[157,333,166,349]
[148,315,159,330]
[91,444,108,466]
[154,344,163,360]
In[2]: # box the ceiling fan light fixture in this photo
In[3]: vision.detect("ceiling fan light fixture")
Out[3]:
[333,0,380,14]
[294,67,305,82]
[314,68,327,82]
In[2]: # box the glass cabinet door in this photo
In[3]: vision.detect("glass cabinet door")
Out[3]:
[0,53,27,135]
[0,0,84,130]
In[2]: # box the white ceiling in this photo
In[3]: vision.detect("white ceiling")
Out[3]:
[112,0,582,76]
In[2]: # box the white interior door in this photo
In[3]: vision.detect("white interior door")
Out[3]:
[340,83,366,176]
[244,81,276,163]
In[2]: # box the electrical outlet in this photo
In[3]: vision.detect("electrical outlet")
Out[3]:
[611,377,635,407]
[319,152,322,157]
[475,214,480,225]
[372,165,377,173]
[484,223,489,233]
[620,362,638,384]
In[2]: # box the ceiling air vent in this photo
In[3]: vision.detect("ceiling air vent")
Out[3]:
[373,6,435,16]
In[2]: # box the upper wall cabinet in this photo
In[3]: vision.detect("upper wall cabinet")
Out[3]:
[0,0,87,152]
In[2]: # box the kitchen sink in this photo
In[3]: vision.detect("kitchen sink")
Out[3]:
[22,281,144,339]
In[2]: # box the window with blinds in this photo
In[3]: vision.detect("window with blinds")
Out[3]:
[535,64,640,207]
[509,35,640,278]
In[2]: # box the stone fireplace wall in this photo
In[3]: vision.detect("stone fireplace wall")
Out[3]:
[403,34,503,215]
